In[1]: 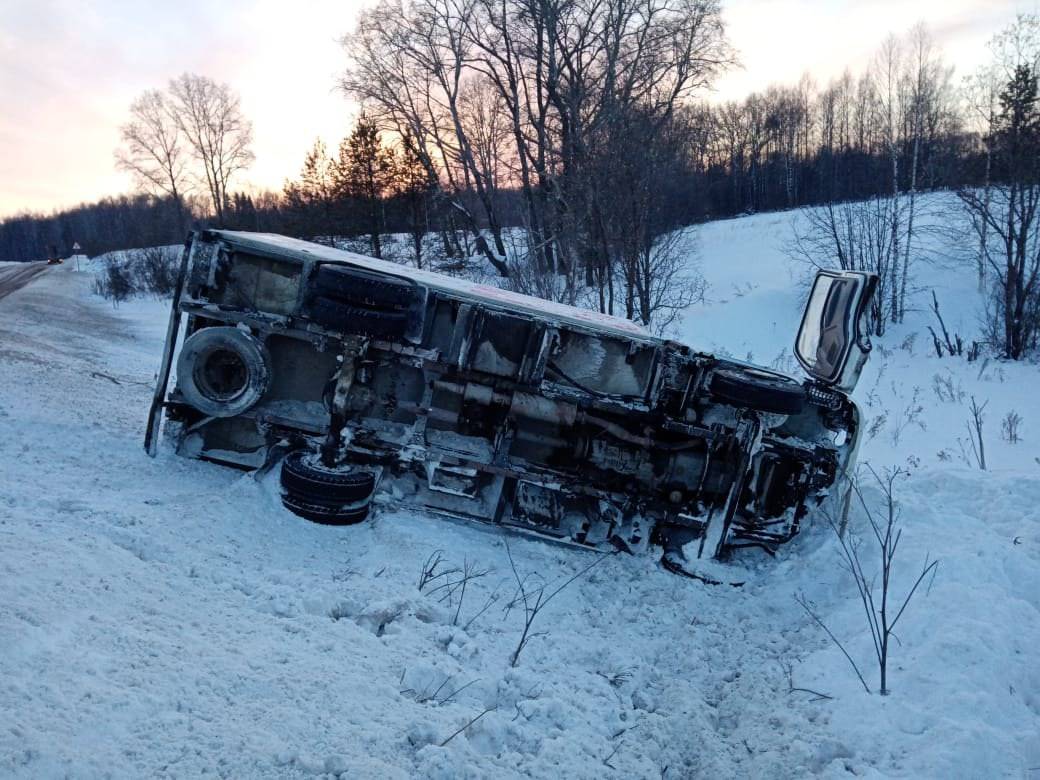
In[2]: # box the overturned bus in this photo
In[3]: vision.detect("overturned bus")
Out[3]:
[145,231,876,576]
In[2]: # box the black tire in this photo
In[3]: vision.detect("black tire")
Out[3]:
[175,326,270,418]
[312,265,419,311]
[709,367,806,416]
[280,450,376,504]
[281,492,371,525]
[306,296,409,338]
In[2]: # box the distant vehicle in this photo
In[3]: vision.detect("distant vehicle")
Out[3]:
[145,231,876,576]
[46,257,62,265]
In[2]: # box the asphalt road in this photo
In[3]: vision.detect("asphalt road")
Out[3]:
[0,262,50,302]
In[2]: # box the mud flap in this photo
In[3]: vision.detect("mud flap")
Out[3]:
[252,440,292,481]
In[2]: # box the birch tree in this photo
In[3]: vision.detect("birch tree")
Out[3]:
[872,35,904,324]
[898,24,955,321]
[115,90,191,229]
[167,73,255,226]
[341,0,730,300]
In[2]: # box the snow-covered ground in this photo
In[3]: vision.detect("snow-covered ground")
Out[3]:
[2,198,1039,778]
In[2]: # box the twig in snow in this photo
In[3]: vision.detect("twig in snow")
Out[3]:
[504,541,613,667]
[596,667,635,688]
[439,706,496,746]
[417,549,459,593]
[438,679,480,706]
[603,743,622,769]
[89,370,150,387]
[795,592,871,694]
[462,585,501,632]
[90,370,122,384]
[780,659,834,702]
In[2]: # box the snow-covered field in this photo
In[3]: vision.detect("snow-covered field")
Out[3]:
[2,199,1039,778]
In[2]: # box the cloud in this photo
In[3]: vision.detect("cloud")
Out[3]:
[0,0,1027,216]
[0,0,362,216]
[710,0,1020,101]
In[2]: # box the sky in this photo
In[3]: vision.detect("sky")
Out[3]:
[0,0,1031,218]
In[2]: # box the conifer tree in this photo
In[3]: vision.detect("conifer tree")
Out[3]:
[391,132,432,267]
[334,114,394,258]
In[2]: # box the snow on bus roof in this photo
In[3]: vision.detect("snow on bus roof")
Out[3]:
[210,230,657,341]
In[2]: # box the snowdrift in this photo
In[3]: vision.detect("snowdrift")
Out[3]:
[1,195,1038,777]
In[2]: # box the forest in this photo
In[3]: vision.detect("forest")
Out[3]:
[1,7,1037,355]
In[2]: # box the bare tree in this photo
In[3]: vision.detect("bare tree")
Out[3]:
[342,0,731,293]
[167,73,255,226]
[872,35,906,324]
[899,24,955,322]
[115,90,191,229]
[341,0,511,275]
[788,196,899,335]
[391,131,435,267]
[962,65,1003,290]
[625,229,707,336]
[957,15,1040,359]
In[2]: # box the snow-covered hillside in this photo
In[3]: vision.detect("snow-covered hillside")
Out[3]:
[2,199,1039,778]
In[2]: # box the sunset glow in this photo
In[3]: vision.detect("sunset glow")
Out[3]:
[0,0,1025,217]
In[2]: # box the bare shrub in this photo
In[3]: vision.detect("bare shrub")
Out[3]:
[926,290,975,358]
[867,413,888,441]
[780,658,833,702]
[417,550,496,628]
[504,542,612,667]
[506,228,707,337]
[418,550,458,593]
[1001,410,1023,443]
[507,252,582,307]
[92,246,181,302]
[931,372,964,404]
[400,671,479,706]
[770,347,799,375]
[788,197,901,335]
[137,246,180,296]
[890,385,926,445]
[93,258,135,303]
[798,467,939,695]
[962,396,988,470]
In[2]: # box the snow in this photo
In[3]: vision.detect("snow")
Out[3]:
[2,195,1039,778]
